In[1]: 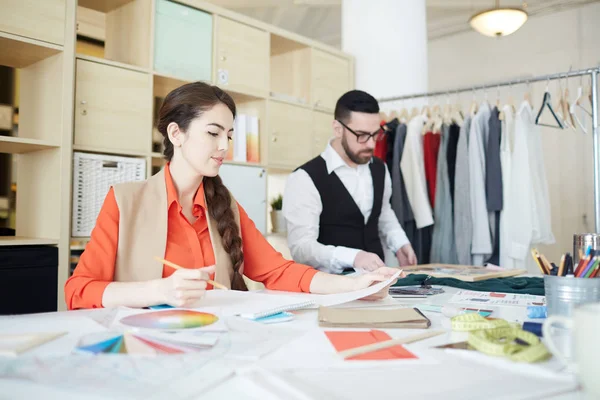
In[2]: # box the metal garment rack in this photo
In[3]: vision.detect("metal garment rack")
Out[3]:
[378,67,600,233]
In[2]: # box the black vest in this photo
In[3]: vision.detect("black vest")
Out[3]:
[299,156,385,260]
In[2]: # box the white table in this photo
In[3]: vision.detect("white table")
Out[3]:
[0,287,586,400]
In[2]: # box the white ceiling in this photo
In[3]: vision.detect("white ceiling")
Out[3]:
[206,0,600,47]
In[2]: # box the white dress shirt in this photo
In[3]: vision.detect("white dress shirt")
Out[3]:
[400,115,434,228]
[283,142,410,274]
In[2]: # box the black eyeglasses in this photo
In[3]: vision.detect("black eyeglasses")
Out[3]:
[336,120,386,144]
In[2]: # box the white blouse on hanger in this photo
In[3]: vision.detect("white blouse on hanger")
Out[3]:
[505,101,533,271]
[526,108,555,245]
[504,101,554,273]
[400,115,434,228]
[499,105,515,269]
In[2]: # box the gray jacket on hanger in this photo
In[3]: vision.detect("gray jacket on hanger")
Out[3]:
[454,116,473,265]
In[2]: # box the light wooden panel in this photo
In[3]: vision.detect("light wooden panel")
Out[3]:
[311,48,350,110]
[19,53,64,142]
[76,6,106,41]
[215,17,269,97]
[312,110,333,157]
[79,0,135,13]
[0,237,59,246]
[0,137,59,154]
[16,149,62,241]
[74,59,152,153]
[0,32,62,69]
[268,100,313,168]
[105,0,151,68]
[77,54,149,73]
[57,0,78,312]
[0,0,66,45]
[270,45,311,105]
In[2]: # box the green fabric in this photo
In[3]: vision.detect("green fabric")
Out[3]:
[393,274,545,296]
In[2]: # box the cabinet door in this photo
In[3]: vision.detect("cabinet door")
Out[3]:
[74,59,151,153]
[215,17,269,97]
[312,111,333,157]
[268,102,313,168]
[311,49,350,111]
[154,0,212,82]
[0,0,65,45]
[218,164,267,234]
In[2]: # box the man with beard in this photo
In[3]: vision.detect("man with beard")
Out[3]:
[282,90,417,274]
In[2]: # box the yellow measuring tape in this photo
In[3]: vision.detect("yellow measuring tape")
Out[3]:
[451,314,550,363]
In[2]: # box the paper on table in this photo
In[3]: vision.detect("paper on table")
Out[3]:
[449,290,546,308]
[0,315,107,357]
[302,270,403,307]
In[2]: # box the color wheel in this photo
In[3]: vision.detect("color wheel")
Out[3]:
[119,310,219,330]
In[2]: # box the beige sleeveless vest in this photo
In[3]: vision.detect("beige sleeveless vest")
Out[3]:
[111,168,246,290]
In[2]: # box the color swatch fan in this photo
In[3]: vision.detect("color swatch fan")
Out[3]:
[119,310,219,330]
[75,331,219,355]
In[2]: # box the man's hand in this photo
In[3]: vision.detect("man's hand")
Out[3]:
[353,251,385,272]
[396,244,417,267]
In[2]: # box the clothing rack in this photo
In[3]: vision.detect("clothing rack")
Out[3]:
[378,67,600,234]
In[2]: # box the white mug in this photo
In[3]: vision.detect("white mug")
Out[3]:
[543,302,600,397]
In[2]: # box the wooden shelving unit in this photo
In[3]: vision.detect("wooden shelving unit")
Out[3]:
[3,0,354,311]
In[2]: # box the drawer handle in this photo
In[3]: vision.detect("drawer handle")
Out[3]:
[221,56,227,61]
[272,137,278,142]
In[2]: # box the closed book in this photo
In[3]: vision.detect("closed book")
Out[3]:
[318,307,431,329]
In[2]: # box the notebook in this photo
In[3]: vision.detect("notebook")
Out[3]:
[318,306,431,329]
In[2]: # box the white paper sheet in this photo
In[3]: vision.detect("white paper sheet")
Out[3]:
[190,270,402,319]
[449,290,546,307]
[0,315,107,357]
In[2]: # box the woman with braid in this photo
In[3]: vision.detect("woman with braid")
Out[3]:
[65,82,402,310]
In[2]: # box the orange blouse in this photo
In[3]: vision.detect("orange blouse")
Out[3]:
[65,165,318,310]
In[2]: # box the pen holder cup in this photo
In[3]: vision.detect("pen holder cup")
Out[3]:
[544,275,600,317]
[573,233,600,265]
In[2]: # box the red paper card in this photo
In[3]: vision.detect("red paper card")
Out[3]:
[324,330,418,361]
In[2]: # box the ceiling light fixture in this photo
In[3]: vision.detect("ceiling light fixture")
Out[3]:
[469,0,528,37]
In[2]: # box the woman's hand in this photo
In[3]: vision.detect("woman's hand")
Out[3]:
[353,267,406,301]
[158,265,215,308]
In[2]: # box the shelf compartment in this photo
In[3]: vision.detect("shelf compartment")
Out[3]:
[76,54,150,74]
[0,236,59,246]
[153,72,190,99]
[0,136,60,154]
[78,0,136,13]
[73,144,150,158]
[270,34,311,106]
[0,31,62,69]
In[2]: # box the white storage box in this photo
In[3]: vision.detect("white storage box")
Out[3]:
[72,152,146,237]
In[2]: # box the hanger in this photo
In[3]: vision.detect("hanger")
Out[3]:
[399,105,409,123]
[410,106,420,119]
[570,75,592,133]
[562,71,576,130]
[469,88,478,116]
[535,78,564,129]
[524,80,533,108]
[507,82,516,113]
[442,93,453,125]
[553,76,571,128]
[379,111,390,122]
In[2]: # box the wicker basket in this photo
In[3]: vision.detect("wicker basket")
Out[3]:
[72,152,146,237]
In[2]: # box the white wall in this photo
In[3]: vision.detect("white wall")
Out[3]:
[428,3,600,266]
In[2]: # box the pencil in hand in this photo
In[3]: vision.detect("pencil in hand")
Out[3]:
[153,256,229,290]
